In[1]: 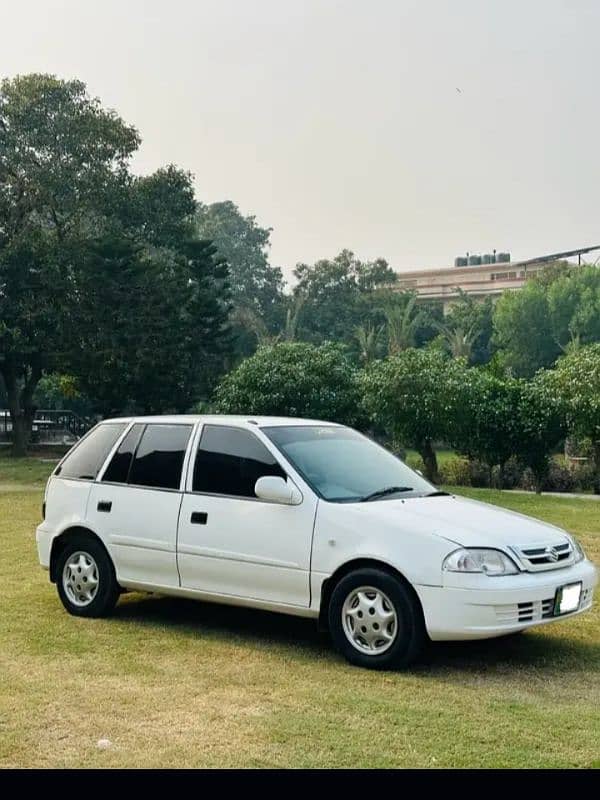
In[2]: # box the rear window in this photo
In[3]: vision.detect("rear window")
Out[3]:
[56,423,127,480]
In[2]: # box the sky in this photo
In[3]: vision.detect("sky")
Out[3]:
[2,0,600,281]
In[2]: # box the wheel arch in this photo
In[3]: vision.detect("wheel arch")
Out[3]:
[317,557,425,632]
[49,526,112,584]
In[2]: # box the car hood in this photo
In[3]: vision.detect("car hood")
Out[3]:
[347,493,570,549]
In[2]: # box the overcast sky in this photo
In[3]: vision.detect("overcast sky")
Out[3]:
[3,0,599,280]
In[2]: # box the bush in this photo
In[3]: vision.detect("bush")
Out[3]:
[469,459,492,488]
[439,456,471,487]
[521,461,574,493]
[500,456,523,490]
[571,461,595,492]
[213,342,363,425]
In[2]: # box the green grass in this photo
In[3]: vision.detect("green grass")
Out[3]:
[0,454,58,486]
[406,448,456,469]
[0,475,598,767]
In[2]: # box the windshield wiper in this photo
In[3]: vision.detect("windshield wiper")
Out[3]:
[424,490,450,497]
[360,486,414,502]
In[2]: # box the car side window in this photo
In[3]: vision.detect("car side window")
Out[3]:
[193,425,286,498]
[101,423,144,483]
[55,423,127,480]
[128,424,193,490]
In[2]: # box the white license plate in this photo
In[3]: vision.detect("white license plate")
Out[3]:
[554,582,582,615]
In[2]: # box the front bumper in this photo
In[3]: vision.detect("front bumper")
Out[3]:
[417,558,598,641]
[36,522,53,571]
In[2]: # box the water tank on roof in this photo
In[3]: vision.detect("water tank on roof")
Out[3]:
[496,252,511,263]
[468,255,481,266]
[454,256,468,267]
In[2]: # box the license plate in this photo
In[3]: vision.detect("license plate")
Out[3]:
[554,582,582,615]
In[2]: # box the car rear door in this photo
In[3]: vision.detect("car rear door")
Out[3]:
[88,422,194,588]
[177,424,317,607]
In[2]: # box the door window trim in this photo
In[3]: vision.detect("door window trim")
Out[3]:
[185,422,299,503]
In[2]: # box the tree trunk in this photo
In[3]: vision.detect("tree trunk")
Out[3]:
[2,363,41,458]
[418,439,439,484]
[592,440,600,495]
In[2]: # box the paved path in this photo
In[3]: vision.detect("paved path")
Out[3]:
[504,489,600,501]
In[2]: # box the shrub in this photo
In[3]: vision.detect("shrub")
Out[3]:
[572,461,595,492]
[500,456,523,490]
[213,341,363,426]
[469,459,492,488]
[439,456,471,487]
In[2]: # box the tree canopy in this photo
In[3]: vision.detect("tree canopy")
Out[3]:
[214,341,363,425]
[360,349,467,481]
[0,74,232,451]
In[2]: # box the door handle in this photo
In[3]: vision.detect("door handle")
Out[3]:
[97,501,112,513]
[191,511,207,525]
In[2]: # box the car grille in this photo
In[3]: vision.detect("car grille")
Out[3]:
[510,541,573,572]
[495,589,593,625]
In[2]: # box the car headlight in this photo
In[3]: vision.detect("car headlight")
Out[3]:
[568,535,586,563]
[443,548,519,576]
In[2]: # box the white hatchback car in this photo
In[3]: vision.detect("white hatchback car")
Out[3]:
[36,416,597,669]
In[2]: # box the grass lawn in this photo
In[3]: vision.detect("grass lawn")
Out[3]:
[0,464,599,767]
[0,454,59,486]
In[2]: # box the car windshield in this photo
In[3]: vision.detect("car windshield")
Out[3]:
[262,425,435,502]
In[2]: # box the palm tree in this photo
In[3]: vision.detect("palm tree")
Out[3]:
[383,295,423,355]
[354,322,383,363]
[281,292,306,342]
[436,322,478,360]
[230,305,272,345]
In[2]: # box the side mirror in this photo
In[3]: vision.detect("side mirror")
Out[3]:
[255,476,302,505]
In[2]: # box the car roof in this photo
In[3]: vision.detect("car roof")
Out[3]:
[99,414,341,428]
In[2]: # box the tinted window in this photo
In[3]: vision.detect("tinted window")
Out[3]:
[101,423,144,483]
[128,424,192,489]
[57,423,127,480]
[193,425,286,498]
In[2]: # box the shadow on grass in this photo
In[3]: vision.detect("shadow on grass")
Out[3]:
[113,593,600,676]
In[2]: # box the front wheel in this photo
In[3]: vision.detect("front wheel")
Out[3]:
[328,568,425,669]
[56,535,120,618]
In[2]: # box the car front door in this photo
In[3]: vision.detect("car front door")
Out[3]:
[177,424,316,607]
[88,422,194,588]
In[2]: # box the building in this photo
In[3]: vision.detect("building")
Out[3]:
[393,245,600,313]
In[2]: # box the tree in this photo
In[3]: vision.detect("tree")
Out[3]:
[66,234,231,416]
[441,292,493,364]
[547,344,600,492]
[214,342,363,425]
[492,265,600,377]
[513,374,565,492]
[492,281,558,377]
[449,368,523,484]
[196,200,284,350]
[360,349,467,482]
[381,294,423,354]
[0,74,140,454]
[354,322,383,364]
[292,250,397,345]
[547,265,600,349]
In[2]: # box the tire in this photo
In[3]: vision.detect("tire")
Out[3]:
[328,568,425,670]
[56,534,120,618]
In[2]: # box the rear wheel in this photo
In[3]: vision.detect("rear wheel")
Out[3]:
[56,535,120,618]
[328,568,425,669]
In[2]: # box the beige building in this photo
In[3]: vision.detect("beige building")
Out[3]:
[393,245,600,313]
